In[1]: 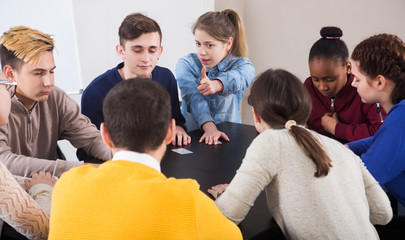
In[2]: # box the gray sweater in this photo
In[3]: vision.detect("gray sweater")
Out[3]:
[216,128,392,240]
[0,87,112,177]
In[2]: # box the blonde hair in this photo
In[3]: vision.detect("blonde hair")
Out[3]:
[0,26,54,65]
[193,9,248,58]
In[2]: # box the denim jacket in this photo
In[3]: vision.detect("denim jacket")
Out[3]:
[176,53,255,131]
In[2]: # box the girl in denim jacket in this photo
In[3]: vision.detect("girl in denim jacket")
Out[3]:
[176,9,255,145]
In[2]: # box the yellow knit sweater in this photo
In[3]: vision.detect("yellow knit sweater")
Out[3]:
[49,160,242,239]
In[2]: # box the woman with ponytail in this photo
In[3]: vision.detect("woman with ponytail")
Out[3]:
[208,69,392,239]
[176,9,255,145]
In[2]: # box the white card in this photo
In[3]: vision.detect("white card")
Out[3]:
[171,148,193,154]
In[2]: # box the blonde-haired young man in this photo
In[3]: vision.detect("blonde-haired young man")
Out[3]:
[0,26,112,177]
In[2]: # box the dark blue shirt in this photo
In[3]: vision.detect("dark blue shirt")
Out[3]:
[81,63,185,130]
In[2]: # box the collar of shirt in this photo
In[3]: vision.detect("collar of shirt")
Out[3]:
[112,150,161,172]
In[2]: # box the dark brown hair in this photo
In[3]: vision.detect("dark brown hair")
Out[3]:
[248,69,333,177]
[193,9,248,58]
[118,13,162,46]
[103,78,171,153]
[352,34,405,104]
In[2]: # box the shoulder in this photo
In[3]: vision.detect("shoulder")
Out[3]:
[56,161,128,188]
[256,128,288,142]
[177,53,200,68]
[165,176,200,191]
[226,56,253,67]
[217,56,254,74]
[312,130,357,157]
[303,77,319,97]
[152,66,178,90]
[178,53,199,63]
[56,164,95,188]
[391,100,405,113]
[50,86,67,97]
[53,164,108,200]
[86,65,120,90]
[232,56,252,64]
[382,100,405,125]
[153,65,175,79]
[176,53,201,77]
[82,66,121,98]
[303,76,313,87]
[47,86,70,106]
[94,65,119,82]
[246,129,284,155]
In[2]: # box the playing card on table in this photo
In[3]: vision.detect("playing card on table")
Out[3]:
[171,148,193,155]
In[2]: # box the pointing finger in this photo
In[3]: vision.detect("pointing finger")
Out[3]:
[201,66,207,79]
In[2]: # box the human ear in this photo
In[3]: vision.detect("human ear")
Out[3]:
[374,75,387,91]
[226,37,234,51]
[158,45,163,59]
[3,65,16,82]
[164,119,176,145]
[345,60,352,75]
[100,123,114,149]
[251,107,261,124]
[116,44,125,59]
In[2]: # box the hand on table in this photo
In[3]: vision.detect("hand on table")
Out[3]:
[208,184,229,199]
[172,125,191,146]
[197,66,223,96]
[321,112,339,135]
[24,171,57,190]
[200,122,230,145]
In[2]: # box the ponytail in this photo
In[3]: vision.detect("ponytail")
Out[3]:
[248,69,333,178]
[222,9,248,57]
[287,122,333,177]
[193,9,248,58]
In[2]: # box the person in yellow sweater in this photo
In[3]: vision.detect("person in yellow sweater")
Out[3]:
[48,78,242,240]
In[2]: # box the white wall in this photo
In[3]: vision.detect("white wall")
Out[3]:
[216,0,405,125]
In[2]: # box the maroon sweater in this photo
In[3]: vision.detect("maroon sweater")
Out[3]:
[304,74,385,142]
